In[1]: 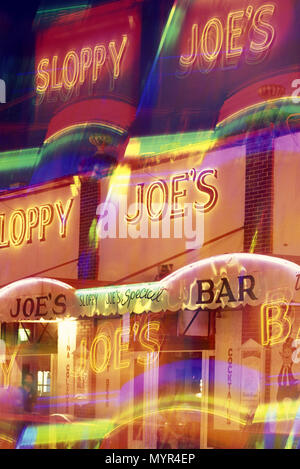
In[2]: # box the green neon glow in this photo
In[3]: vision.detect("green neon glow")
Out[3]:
[157,1,179,54]
[0,102,297,176]
[76,281,160,296]
[34,419,114,446]
[0,147,41,172]
[37,4,90,14]
[216,100,300,138]
[125,130,215,157]
[88,218,99,249]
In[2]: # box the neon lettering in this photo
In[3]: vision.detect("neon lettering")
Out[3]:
[92,45,106,83]
[179,5,276,74]
[201,17,224,62]
[36,58,50,93]
[108,35,128,79]
[0,198,74,249]
[36,36,128,93]
[249,4,275,53]
[261,300,291,346]
[55,199,74,238]
[226,10,244,62]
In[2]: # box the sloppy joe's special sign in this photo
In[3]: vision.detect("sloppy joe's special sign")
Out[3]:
[76,254,300,322]
[76,283,168,317]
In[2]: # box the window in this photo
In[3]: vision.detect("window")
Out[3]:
[18,328,31,342]
[37,371,50,396]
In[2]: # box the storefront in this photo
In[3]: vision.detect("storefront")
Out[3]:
[2,252,299,449]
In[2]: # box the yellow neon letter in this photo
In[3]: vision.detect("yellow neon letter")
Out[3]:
[114,327,130,370]
[92,45,106,83]
[201,17,224,62]
[137,321,161,366]
[62,51,80,89]
[26,207,39,244]
[261,300,292,346]
[36,58,50,93]
[226,10,244,61]
[90,332,111,374]
[54,198,74,238]
[9,210,26,246]
[0,214,9,248]
[79,47,92,84]
[179,24,198,68]
[51,56,62,90]
[1,347,19,388]
[108,35,128,79]
[38,204,54,241]
[250,4,275,53]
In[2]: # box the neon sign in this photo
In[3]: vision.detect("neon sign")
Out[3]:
[126,168,218,224]
[9,294,67,319]
[196,275,258,305]
[0,198,74,249]
[36,36,128,94]
[179,4,276,73]
[77,283,167,316]
[73,320,162,377]
[261,300,292,346]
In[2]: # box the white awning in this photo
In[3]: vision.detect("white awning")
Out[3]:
[0,277,79,322]
[75,253,300,317]
[1,254,299,321]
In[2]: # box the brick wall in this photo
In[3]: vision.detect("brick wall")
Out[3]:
[78,177,100,279]
[243,130,274,254]
[243,129,274,403]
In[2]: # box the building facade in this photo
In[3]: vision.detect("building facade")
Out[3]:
[0,0,300,450]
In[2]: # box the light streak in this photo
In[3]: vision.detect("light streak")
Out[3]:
[44,122,126,145]
[0,277,73,298]
[216,96,293,128]
[136,0,178,115]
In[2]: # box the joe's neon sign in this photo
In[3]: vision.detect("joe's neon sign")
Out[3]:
[126,168,218,223]
[179,4,276,73]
